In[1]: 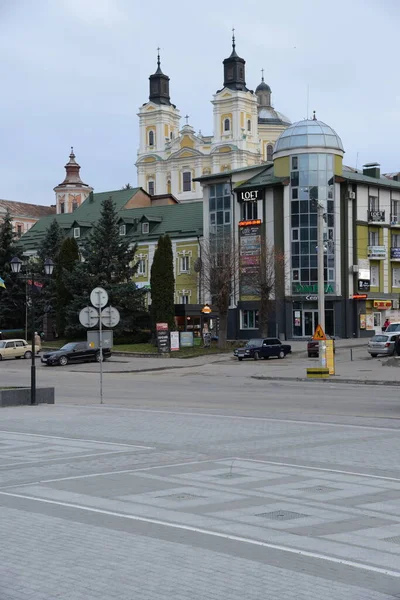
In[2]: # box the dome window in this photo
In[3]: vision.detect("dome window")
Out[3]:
[148,130,155,146]
[267,144,273,162]
[224,118,231,132]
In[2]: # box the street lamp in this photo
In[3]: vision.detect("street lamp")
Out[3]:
[10,256,55,405]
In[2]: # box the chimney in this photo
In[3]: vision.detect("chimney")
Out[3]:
[363,162,380,179]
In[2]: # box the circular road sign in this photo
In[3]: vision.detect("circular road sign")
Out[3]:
[101,306,120,328]
[79,306,99,328]
[90,287,108,309]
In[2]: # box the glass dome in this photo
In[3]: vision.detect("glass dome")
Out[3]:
[274,119,344,153]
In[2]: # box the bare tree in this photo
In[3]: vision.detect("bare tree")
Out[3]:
[241,240,286,337]
[200,233,238,348]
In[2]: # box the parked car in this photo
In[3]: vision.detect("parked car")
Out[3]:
[235,338,292,361]
[41,342,112,366]
[367,333,399,357]
[385,322,400,333]
[307,337,336,358]
[0,339,32,361]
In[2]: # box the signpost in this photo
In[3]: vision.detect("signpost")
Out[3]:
[313,324,327,369]
[80,287,120,404]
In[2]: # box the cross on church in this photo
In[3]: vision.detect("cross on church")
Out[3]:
[185,114,189,125]
[261,68,264,81]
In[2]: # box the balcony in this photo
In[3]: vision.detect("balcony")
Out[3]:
[390,215,400,226]
[391,247,400,260]
[367,245,386,259]
[368,209,385,223]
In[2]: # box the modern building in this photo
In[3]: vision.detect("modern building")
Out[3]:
[197,115,400,339]
[136,38,290,203]
[19,188,205,333]
[0,199,55,238]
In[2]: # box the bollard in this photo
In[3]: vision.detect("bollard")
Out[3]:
[350,348,353,361]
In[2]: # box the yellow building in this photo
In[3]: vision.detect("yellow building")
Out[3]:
[136,38,290,203]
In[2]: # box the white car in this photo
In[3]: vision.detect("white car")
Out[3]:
[367,333,399,357]
[0,339,33,360]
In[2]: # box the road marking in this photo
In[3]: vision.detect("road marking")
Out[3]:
[0,457,231,488]
[61,406,400,433]
[0,449,144,470]
[236,458,400,483]
[0,490,398,579]
[0,430,154,450]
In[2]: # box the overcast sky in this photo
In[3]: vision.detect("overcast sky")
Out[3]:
[1,0,399,206]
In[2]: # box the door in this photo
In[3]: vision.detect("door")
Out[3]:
[14,340,25,358]
[265,338,280,357]
[73,342,88,362]
[4,341,16,359]
[303,311,318,337]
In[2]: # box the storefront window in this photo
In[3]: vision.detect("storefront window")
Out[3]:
[241,309,259,329]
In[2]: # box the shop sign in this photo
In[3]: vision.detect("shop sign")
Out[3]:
[391,247,400,259]
[305,295,318,300]
[294,284,334,294]
[180,331,194,348]
[353,294,368,299]
[238,189,262,202]
[358,279,370,291]
[373,300,392,309]
[367,245,386,259]
[156,322,168,332]
[170,331,180,351]
[239,222,261,300]
[366,314,374,330]
[239,219,262,227]
[156,323,170,354]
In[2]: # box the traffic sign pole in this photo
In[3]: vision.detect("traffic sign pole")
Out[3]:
[98,290,104,405]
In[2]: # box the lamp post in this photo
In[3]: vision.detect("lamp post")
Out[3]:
[10,256,55,406]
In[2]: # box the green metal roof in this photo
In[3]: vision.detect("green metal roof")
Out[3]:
[194,163,269,182]
[235,165,287,190]
[340,167,400,190]
[19,191,203,253]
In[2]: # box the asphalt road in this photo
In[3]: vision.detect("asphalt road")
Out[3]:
[1,356,400,599]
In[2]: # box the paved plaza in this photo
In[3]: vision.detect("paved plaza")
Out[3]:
[1,351,400,599]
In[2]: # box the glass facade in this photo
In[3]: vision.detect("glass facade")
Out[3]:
[209,183,231,236]
[290,153,335,293]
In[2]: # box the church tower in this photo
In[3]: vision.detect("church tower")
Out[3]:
[211,33,259,172]
[136,51,181,196]
[54,148,93,214]
[256,71,291,161]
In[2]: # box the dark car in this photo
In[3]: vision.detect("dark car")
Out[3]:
[235,338,292,361]
[307,337,335,358]
[41,342,112,366]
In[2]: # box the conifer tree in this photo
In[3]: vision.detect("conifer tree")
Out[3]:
[150,234,175,330]
[0,210,25,329]
[56,237,80,336]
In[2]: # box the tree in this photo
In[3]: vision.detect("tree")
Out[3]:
[38,219,64,263]
[150,234,175,330]
[242,241,286,337]
[64,197,145,338]
[55,237,80,336]
[201,233,238,348]
[122,183,132,190]
[0,210,25,329]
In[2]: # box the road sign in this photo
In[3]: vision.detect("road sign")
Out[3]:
[79,306,99,328]
[312,324,326,340]
[90,287,108,309]
[100,306,120,328]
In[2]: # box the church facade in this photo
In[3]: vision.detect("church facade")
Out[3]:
[136,36,291,203]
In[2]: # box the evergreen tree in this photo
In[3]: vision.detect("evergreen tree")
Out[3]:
[0,210,25,330]
[64,197,145,338]
[56,237,80,336]
[38,219,65,263]
[150,234,175,329]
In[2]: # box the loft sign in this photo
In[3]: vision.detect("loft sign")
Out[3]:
[240,189,260,201]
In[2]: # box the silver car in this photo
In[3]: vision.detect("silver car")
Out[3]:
[367,333,399,357]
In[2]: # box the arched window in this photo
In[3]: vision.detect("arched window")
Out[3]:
[267,144,273,162]
[247,119,251,132]
[224,118,230,132]
[148,180,155,195]
[148,130,155,146]
[182,171,192,192]
[167,179,171,194]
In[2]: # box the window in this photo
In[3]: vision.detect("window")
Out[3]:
[148,181,155,195]
[369,196,379,210]
[119,224,126,236]
[393,267,400,287]
[224,118,230,132]
[292,188,298,200]
[209,183,231,237]
[368,230,378,246]
[180,256,190,273]
[292,156,298,170]
[292,268,300,281]
[72,201,78,212]
[247,119,251,132]
[167,179,171,194]
[138,259,146,276]
[241,309,259,330]
[292,229,299,241]
[180,295,189,304]
[60,202,65,214]
[15,341,24,347]
[392,234,400,248]
[266,144,273,162]
[5,342,14,348]
[371,264,380,287]
[241,201,257,220]
[16,224,22,237]
[73,227,80,238]
[391,200,400,220]
[170,131,174,140]
[142,222,149,234]
[182,171,192,192]
[148,130,155,146]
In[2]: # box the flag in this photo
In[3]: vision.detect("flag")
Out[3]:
[0,277,5,289]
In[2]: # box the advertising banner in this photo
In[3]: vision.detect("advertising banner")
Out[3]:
[239,223,261,301]
[170,331,180,351]
[180,332,194,347]
[156,322,169,353]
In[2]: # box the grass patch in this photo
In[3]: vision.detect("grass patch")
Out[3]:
[114,343,156,353]
[114,342,232,358]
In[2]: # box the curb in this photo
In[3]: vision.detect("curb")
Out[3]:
[251,375,400,387]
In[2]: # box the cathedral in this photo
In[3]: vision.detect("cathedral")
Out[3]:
[136,34,291,203]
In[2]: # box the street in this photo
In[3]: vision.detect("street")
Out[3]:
[1,352,400,599]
